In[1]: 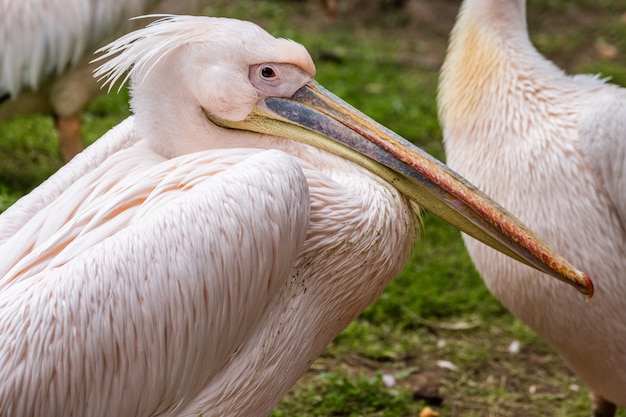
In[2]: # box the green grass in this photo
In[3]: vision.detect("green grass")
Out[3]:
[2,0,626,416]
[271,371,421,417]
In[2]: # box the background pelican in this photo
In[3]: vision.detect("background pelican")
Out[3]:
[439,0,626,415]
[0,0,208,161]
[0,15,591,416]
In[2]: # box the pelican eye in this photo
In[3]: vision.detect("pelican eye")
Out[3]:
[260,66,277,79]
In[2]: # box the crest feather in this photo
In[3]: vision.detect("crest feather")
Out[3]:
[93,15,316,93]
[93,15,209,92]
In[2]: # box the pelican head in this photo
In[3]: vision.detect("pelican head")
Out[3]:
[95,15,592,297]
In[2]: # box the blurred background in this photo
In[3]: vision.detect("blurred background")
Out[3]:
[1,1,625,415]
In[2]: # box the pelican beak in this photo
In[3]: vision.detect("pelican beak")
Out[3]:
[206,81,593,298]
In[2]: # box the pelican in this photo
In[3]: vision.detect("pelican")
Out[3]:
[0,0,207,161]
[439,0,625,415]
[0,15,592,417]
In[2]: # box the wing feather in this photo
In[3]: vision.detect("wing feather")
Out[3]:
[578,88,626,227]
[0,148,311,417]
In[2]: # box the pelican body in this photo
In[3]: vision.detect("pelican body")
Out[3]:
[439,0,626,414]
[0,15,591,416]
[0,0,207,160]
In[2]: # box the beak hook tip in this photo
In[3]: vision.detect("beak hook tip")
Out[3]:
[582,272,594,301]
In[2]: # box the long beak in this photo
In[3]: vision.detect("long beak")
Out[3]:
[206,81,593,298]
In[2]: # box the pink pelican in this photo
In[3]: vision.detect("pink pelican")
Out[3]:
[439,0,625,415]
[0,15,592,417]
[0,0,207,161]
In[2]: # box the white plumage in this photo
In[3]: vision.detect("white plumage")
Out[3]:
[1,18,415,415]
[0,14,592,417]
[439,0,626,414]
